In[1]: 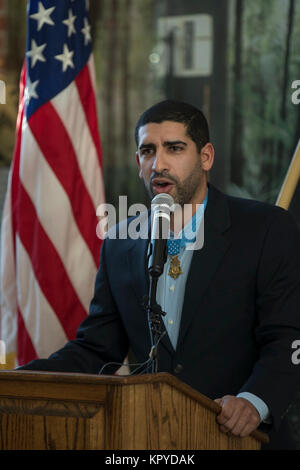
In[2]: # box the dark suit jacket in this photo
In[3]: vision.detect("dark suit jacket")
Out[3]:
[21,184,300,438]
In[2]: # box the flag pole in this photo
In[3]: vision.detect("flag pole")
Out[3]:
[276,139,300,210]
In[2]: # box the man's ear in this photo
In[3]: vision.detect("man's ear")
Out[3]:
[201,143,214,171]
[136,152,142,178]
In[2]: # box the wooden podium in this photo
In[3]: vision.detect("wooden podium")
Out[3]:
[0,370,268,450]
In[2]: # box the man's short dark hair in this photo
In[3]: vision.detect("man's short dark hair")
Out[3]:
[134,100,210,153]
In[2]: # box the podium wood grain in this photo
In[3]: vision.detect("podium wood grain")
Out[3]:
[0,371,268,450]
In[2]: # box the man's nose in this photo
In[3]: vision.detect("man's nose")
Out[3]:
[151,149,169,173]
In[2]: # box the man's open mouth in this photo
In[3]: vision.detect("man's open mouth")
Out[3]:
[151,178,174,193]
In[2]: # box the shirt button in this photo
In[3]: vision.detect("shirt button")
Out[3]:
[174,364,183,374]
[169,285,175,292]
[168,319,173,325]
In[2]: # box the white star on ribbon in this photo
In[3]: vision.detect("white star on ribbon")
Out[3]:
[55,44,75,72]
[25,76,39,104]
[63,9,76,37]
[81,18,91,45]
[26,39,46,68]
[29,2,55,31]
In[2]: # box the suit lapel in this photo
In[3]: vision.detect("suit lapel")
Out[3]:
[127,237,149,308]
[177,185,232,348]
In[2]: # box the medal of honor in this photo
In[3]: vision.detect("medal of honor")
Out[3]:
[168,255,183,280]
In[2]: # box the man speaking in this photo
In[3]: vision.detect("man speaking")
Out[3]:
[19,100,300,447]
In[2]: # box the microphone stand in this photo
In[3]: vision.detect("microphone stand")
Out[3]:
[147,275,166,374]
[145,193,173,374]
[146,228,168,374]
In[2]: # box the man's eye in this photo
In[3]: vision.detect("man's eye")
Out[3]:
[170,146,183,152]
[141,148,154,156]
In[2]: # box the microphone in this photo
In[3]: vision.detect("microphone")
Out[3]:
[148,193,174,278]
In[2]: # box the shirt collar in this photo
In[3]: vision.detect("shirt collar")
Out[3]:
[170,187,208,243]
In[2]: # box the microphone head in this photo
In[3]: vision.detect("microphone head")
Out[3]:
[151,193,174,209]
[150,192,173,243]
[149,193,173,277]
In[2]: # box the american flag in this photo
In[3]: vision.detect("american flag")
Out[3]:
[0,0,105,367]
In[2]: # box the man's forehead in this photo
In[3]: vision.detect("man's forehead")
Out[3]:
[138,121,188,144]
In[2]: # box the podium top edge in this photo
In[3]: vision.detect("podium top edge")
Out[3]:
[0,370,269,444]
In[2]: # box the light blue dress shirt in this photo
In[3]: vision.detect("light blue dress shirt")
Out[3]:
[155,189,270,423]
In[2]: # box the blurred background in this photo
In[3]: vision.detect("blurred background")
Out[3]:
[1,0,300,213]
[0,0,300,448]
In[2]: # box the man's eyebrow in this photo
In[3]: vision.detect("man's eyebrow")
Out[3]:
[138,140,187,150]
[163,140,187,147]
[138,142,155,150]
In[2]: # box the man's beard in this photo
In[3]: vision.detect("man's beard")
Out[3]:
[144,158,203,206]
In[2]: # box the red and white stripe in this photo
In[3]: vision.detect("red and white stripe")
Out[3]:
[0,56,105,366]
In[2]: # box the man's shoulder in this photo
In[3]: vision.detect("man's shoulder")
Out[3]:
[222,189,299,235]
[208,181,283,217]
[226,192,282,216]
[208,183,298,234]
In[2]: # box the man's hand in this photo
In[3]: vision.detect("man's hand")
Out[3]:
[214,395,261,437]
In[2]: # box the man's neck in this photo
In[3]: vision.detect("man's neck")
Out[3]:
[170,186,208,233]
